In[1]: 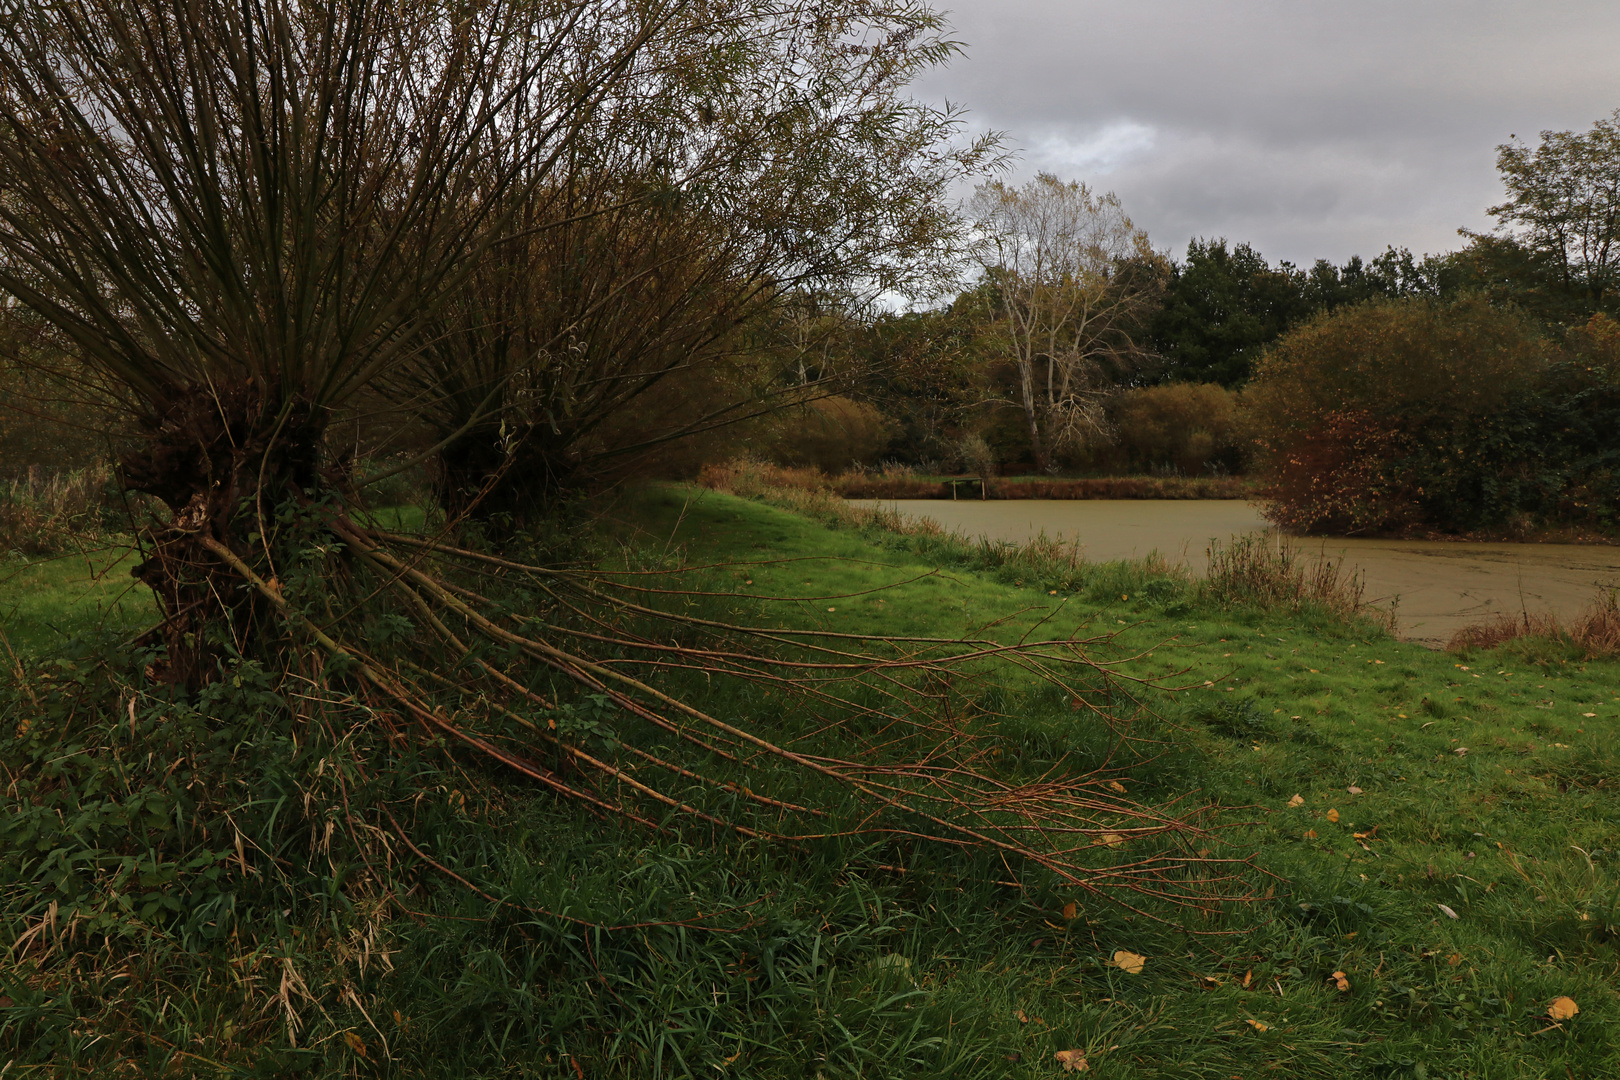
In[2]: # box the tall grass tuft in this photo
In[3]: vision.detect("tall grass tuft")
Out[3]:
[1200,532,1391,630]
[1448,590,1620,659]
[0,465,121,555]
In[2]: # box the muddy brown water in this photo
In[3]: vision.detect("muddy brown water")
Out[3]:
[856,499,1620,648]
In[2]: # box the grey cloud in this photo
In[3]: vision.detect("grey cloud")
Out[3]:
[918,0,1620,264]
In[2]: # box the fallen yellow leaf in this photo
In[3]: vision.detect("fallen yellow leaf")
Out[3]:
[1015,1008,1029,1024]
[1062,901,1078,920]
[1330,971,1350,992]
[343,1031,368,1058]
[1438,903,1459,919]
[1245,1018,1269,1032]
[1107,780,1127,793]
[1303,829,1318,839]
[1242,969,1253,988]
[1548,997,1579,1021]
[1326,808,1340,823]
[1287,793,1304,807]
[1054,1049,1089,1072]
[1346,785,1363,794]
[1101,832,1125,847]
[1111,950,1146,974]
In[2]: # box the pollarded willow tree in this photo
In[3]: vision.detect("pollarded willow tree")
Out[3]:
[970,173,1165,472]
[0,0,702,679]
[389,0,1000,526]
[0,0,1250,915]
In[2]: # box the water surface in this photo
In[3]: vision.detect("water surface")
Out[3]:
[859,499,1620,647]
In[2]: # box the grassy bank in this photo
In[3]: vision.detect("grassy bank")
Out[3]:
[3,486,1619,1077]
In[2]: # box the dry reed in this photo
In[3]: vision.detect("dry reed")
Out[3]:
[1447,591,1620,658]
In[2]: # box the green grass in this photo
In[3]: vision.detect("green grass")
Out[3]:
[4,485,1619,1077]
[0,545,157,657]
[600,484,1620,1075]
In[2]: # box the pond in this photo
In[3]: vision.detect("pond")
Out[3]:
[858,499,1620,648]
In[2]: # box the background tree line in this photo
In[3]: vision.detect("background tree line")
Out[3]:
[752,111,1620,540]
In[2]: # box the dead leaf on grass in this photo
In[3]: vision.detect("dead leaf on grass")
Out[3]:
[1054,1049,1089,1072]
[1330,971,1350,992]
[1245,1018,1270,1032]
[1326,808,1340,823]
[1287,794,1304,807]
[1110,950,1146,974]
[1100,833,1125,847]
[1107,780,1127,793]
[1548,997,1579,1021]
[1062,901,1078,920]
[1438,903,1459,920]
[1303,829,1318,839]
[1347,785,1363,794]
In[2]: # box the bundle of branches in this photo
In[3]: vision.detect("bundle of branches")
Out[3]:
[184,512,1251,917]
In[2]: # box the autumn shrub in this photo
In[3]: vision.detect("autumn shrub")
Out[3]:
[1105,383,1249,476]
[1245,296,1591,534]
[763,396,895,473]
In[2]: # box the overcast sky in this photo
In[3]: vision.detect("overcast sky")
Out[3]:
[915,1,1620,268]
